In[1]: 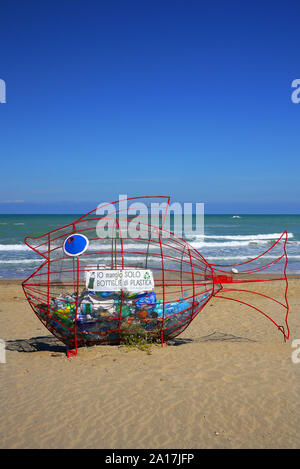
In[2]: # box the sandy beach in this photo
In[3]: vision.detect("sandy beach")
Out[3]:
[0,277,300,449]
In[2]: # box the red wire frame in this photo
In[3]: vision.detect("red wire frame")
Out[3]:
[210,230,290,341]
[22,197,290,357]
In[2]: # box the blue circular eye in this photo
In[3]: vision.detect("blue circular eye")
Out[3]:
[63,234,89,256]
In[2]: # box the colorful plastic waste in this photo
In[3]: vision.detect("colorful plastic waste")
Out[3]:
[135,291,157,311]
[33,287,210,347]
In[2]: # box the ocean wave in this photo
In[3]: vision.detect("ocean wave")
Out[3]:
[0,259,43,264]
[1,253,298,264]
[0,244,30,251]
[187,232,294,241]
[88,239,285,249]
[190,240,269,248]
[0,237,294,252]
[206,255,300,261]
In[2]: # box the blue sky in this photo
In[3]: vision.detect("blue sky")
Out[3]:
[0,0,299,213]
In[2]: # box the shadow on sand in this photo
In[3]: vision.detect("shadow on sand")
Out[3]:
[169,331,256,346]
[5,331,255,354]
[6,336,66,353]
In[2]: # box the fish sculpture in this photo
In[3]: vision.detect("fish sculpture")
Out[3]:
[22,196,290,357]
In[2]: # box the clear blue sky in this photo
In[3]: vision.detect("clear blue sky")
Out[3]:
[0,0,299,213]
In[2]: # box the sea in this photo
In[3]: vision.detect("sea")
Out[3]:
[0,214,299,279]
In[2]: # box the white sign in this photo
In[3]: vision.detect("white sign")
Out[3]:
[86,269,154,292]
[122,269,155,292]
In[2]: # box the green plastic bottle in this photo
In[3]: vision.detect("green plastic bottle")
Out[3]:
[116,305,131,318]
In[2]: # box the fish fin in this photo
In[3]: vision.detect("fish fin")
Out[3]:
[209,231,290,340]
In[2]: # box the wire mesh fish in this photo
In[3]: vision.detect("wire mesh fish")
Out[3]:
[22,196,290,357]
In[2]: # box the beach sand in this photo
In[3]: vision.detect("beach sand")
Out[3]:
[0,278,300,449]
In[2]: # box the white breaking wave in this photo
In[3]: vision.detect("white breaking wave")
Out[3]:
[188,232,293,241]
[206,255,300,261]
[0,232,297,253]
[0,259,42,264]
[0,244,30,251]
[0,254,299,267]
[190,240,269,248]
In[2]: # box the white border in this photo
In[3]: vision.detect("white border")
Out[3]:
[63,233,89,257]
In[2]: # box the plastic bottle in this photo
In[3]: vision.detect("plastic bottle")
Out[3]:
[88,272,95,290]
